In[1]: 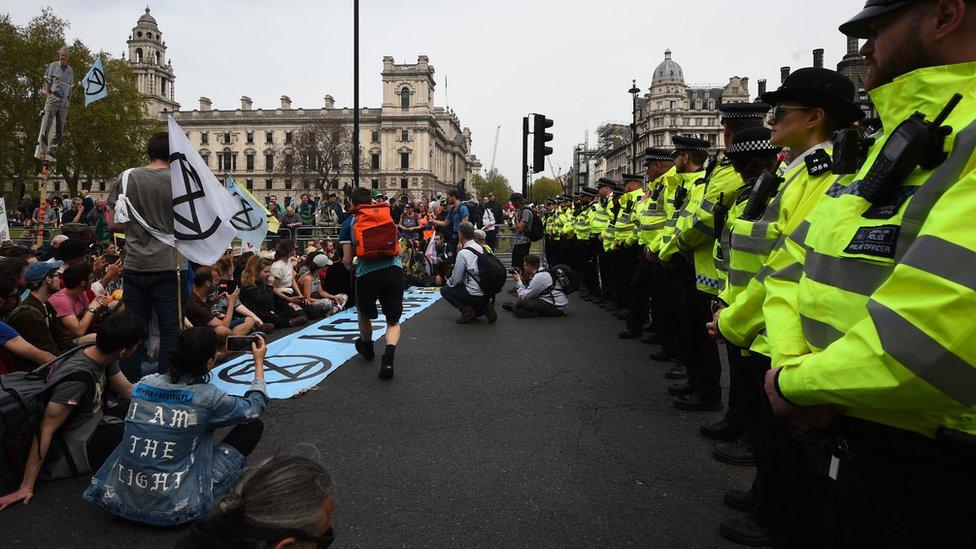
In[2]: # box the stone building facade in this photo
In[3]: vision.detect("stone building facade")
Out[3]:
[124,10,479,202]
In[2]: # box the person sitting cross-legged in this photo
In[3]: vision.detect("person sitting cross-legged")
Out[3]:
[502,254,568,318]
[440,221,496,324]
[185,266,255,339]
[82,327,269,526]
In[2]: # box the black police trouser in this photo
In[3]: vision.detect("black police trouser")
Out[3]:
[826,417,976,548]
[559,238,574,267]
[586,238,602,297]
[648,259,668,333]
[544,237,555,266]
[724,343,752,435]
[626,255,654,332]
[665,260,721,401]
[597,243,615,302]
[575,239,599,297]
[614,245,639,310]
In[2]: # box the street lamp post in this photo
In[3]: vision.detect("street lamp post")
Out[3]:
[629,79,640,174]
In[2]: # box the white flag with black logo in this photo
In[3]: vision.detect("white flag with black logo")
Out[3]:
[168,116,237,265]
[226,177,268,252]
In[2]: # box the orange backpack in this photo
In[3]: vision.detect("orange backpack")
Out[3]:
[353,202,401,259]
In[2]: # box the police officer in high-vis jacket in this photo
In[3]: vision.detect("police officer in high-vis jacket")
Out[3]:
[592,178,617,306]
[760,1,976,546]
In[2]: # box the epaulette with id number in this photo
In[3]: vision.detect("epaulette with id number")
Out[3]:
[805,148,832,176]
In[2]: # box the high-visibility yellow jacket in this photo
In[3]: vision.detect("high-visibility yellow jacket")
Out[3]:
[638,174,669,247]
[602,200,620,251]
[660,161,744,295]
[543,208,557,237]
[648,167,687,253]
[590,197,612,237]
[613,188,645,247]
[717,146,838,352]
[765,61,976,438]
[573,202,594,240]
[559,207,575,239]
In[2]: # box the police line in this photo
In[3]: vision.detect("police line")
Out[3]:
[210,287,442,399]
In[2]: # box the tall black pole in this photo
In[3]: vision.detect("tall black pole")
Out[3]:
[352,0,360,187]
[522,116,528,197]
[629,79,640,174]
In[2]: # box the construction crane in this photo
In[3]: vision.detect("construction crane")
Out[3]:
[489,125,501,172]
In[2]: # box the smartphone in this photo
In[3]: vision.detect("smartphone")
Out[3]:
[507,268,520,275]
[218,280,239,294]
[225,332,265,352]
[104,254,120,265]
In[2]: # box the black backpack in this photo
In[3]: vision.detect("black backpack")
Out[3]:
[463,247,507,296]
[523,208,544,242]
[545,264,581,295]
[0,346,95,485]
[467,201,485,229]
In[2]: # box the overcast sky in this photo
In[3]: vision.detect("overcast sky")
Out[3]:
[8,1,860,186]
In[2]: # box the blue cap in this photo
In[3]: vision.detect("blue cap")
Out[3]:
[25,260,62,288]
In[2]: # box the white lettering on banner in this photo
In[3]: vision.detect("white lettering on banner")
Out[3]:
[172,470,185,490]
[162,441,177,459]
[150,406,165,424]
[128,435,141,454]
[135,471,148,489]
[140,439,159,459]
[128,401,138,420]
[117,463,132,486]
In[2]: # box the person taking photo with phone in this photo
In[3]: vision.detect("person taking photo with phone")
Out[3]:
[83,328,269,526]
[185,266,256,340]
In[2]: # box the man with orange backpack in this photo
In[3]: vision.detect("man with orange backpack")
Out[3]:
[340,187,404,380]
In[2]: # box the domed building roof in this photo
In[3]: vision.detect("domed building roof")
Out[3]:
[652,49,684,86]
[137,7,158,27]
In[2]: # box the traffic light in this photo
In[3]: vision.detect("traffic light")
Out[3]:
[532,114,554,173]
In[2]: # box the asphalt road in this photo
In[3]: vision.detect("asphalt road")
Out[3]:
[1,286,751,548]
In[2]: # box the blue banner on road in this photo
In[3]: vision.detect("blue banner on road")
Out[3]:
[210,287,442,398]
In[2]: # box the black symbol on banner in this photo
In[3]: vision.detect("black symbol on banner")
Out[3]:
[231,195,264,232]
[85,67,105,97]
[170,152,222,241]
[217,354,333,385]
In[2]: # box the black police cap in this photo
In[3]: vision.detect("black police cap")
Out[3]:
[642,147,675,166]
[760,67,864,126]
[597,177,615,189]
[672,136,710,153]
[580,186,599,197]
[840,0,915,39]
[725,127,782,159]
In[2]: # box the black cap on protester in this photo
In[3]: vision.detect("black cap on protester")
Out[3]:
[759,67,864,126]
[672,136,710,153]
[839,0,915,39]
[719,102,771,121]
[725,127,782,159]
[55,238,89,261]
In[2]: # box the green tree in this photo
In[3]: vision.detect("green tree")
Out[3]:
[0,9,159,201]
[469,168,512,201]
[527,176,562,203]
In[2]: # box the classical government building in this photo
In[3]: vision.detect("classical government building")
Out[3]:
[125,8,480,201]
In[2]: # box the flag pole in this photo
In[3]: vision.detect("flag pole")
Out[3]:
[352,0,360,188]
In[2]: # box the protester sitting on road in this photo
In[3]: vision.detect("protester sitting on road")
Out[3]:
[83,327,268,526]
[441,222,495,324]
[185,266,256,339]
[341,186,404,380]
[298,252,348,317]
[240,256,307,330]
[175,455,335,548]
[502,255,568,318]
[49,262,109,348]
[0,313,145,510]
[5,262,64,371]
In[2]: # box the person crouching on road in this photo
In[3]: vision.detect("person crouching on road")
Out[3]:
[83,327,268,526]
[441,221,496,324]
[502,254,568,318]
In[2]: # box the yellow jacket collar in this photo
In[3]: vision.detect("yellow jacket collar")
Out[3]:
[869,61,976,128]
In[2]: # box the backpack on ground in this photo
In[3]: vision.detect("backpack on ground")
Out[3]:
[353,202,401,259]
[523,208,544,242]
[544,264,581,295]
[463,247,507,296]
[0,346,94,485]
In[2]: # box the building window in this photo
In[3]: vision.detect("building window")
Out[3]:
[265,179,273,190]
[400,178,408,189]
[135,48,143,63]
[371,131,379,142]
[285,131,293,144]
[284,155,294,172]
[223,132,231,144]
[401,129,409,141]
[669,100,676,110]
[201,132,209,145]
[400,87,410,109]
[371,153,380,170]
[265,154,274,171]
[201,154,209,167]
[708,100,715,109]
[246,154,254,171]
[400,152,409,169]
[697,117,703,126]
[371,178,379,189]
[284,179,293,190]
[246,179,254,190]
[161,79,167,95]
[266,131,273,144]
[246,131,254,144]
[54,180,60,191]
[98,181,105,192]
